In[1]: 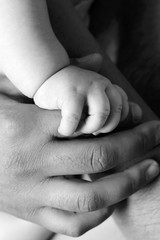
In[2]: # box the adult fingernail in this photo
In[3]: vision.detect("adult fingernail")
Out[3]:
[130,103,143,123]
[146,161,160,181]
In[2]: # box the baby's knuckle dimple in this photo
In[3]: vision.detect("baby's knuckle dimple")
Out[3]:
[115,104,123,114]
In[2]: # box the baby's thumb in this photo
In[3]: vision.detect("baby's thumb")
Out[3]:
[71,53,103,72]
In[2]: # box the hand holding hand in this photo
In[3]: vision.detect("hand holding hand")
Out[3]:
[0,78,159,236]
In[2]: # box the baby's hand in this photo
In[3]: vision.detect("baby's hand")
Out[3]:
[34,65,133,136]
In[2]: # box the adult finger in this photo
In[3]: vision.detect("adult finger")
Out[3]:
[39,121,160,176]
[35,206,113,237]
[37,160,159,212]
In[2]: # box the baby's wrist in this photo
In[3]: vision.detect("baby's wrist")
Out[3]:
[34,58,70,98]
[33,52,103,102]
[1,42,70,99]
[33,64,75,109]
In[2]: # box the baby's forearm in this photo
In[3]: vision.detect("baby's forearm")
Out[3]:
[0,0,69,97]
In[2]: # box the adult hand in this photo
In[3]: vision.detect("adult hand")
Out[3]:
[0,77,159,237]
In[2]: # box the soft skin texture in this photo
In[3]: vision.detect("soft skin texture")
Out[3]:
[0,76,159,237]
[0,0,133,136]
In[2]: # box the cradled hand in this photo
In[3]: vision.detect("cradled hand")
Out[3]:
[0,78,159,236]
[34,63,141,136]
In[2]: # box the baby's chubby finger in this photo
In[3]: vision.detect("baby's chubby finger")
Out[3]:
[80,84,110,134]
[113,86,142,126]
[58,93,85,136]
[112,85,142,127]
[119,102,143,129]
[94,84,123,135]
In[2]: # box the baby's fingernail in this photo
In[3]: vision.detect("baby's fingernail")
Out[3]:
[76,53,101,63]
[130,103,143,123]
[93,131,100,136]
[76,55,91,63]
[73,131,82,137]
[146,161,160,181]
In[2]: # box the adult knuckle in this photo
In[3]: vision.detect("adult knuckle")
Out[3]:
[76,193,93,212]
[24,208,38,222]
[89,143,115,173]
[89,144,106,172]
[2,149,25,177]
[1,145,35,179]
[76,190,101,212]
